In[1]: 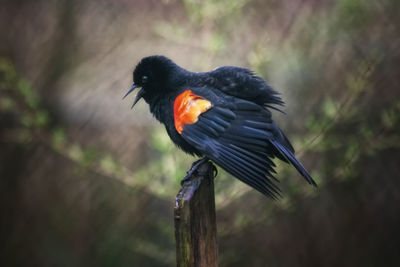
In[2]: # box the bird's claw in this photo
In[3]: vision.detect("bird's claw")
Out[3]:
[180,169,195,186]
[180,158,209,186]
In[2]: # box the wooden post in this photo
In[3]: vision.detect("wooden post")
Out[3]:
[174,161,218,267]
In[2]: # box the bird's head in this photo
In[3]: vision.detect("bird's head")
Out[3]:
[124,55,182,108]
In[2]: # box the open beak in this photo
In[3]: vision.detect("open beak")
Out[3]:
[123,83,144,109]
[131,88,144,108]
[123,83,137,99]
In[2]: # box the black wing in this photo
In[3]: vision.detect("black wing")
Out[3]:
[209,66,284,110]
[180,90,316,198]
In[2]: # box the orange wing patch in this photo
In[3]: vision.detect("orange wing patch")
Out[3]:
[174,90,212,134]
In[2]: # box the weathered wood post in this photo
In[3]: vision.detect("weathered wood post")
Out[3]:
[174,160,218,267]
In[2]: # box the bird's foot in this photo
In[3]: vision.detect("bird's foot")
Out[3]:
[180,157,209,186]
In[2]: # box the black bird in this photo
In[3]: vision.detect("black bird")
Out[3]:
[125,55,316,198]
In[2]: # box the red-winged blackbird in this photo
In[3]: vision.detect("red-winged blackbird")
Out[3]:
[125,55,316,198]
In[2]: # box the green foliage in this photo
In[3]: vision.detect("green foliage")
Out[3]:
[322,98,338,119]
[336,0,374,36]
[154,22,191,45]
[18,79,39,109]
[0,58,50,133]
[182,0,249,25]
[247,43,271,75]
[155,0,249,60]
[52,128,66,149]
[0,96,15,111]
[0,58,18,87]
[205,32,226,53]
[381,102,400,130]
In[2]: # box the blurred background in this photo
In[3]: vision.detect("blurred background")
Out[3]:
[1,0,400,266]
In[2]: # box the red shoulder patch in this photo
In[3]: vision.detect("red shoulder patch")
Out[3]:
[174,90,212,134]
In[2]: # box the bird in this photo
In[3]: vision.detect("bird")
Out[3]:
[124,55,316,198]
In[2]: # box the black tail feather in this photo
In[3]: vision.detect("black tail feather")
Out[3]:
[270,139,317,186]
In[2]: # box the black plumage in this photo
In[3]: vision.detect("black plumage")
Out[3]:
[125,55,316,198]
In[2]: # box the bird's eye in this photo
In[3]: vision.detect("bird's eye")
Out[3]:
[142,75,148,84]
